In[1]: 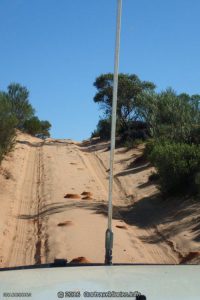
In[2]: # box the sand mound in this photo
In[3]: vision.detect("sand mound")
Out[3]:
[70,256,91,264]
[81,191,93,197]
[64,193,81,199]
[116,225,128,230]
[82,196,93,200]
[57,221,73,227]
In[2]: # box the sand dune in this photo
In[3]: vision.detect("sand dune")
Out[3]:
[0,131,199,267]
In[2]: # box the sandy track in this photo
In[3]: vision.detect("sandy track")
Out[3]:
[0,137,40,267]
[0,133,185,267]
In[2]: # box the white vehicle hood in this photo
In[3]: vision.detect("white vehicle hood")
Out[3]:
[0,265,200,299]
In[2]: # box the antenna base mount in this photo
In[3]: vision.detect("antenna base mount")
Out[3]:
[105,228,113,265]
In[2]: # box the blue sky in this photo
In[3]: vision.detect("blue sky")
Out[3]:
[0,0,200,140]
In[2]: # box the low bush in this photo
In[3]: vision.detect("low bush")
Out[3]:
[0,83,52,165]
[0,93,17,163]
[119,121,149,145]
[148,142,200,196]
[123,138,143,150]
[91,118,111,140]
[23,117,51,139]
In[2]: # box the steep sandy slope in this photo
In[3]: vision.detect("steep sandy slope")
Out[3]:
[90,140,200,264]
[0,133,199,267]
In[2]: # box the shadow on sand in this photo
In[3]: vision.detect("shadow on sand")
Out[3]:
[17,139,75,148]
[18,194,200,245]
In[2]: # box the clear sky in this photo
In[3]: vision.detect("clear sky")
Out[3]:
[0,0,200,140]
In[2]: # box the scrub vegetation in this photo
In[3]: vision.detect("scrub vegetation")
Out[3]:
[0,83,51,163]
[92,73,200,196]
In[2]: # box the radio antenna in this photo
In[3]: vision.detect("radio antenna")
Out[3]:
[105,0,122,265]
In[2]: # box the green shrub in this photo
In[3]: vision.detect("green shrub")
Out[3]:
[191,125,200,145]
[123,138,143,150]
[7,83,35,128]
[23,117,51,139]
[148,142,200,195]
[0,83,52,164]
[23,117,41,136]
[0,93,17,163]
[91,118,111,140]
[38,120,51,139]
[144,139,155,157]
[195,172,200,194]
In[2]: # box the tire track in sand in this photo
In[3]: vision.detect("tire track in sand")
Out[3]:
[34,142,49,265]
[5,145,39,267]
[5,141,49,267]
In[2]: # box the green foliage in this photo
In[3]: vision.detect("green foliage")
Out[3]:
[149,142,200,195]
[39,120,51,139]
[23,117,41,136]
[7,83,35,128]
[144,139,155,157]
[93,73,155,135]
[91,118,111,140]
[123,138,143,150]
[0,82,51,164]
[119,120,149,145]
[23,117,51,139]
[195,172,200,194]
[0,93,17,162]
[139,89,200,144]
[93,72,200,197]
